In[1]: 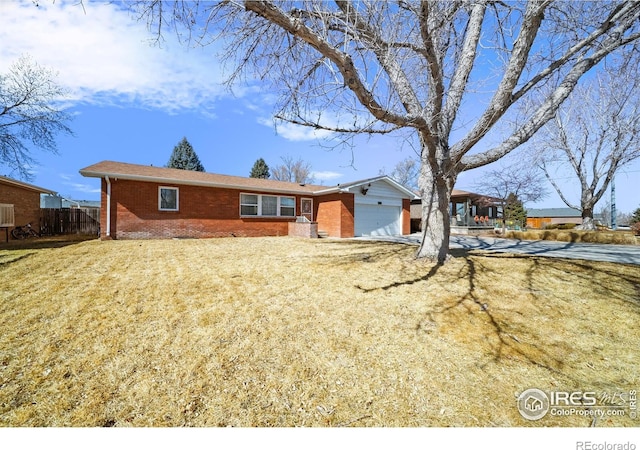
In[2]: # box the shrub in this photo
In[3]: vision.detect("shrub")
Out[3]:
[632,222,640,236]
[544,223,577,230]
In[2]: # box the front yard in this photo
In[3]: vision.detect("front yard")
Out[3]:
[0,237,638,426]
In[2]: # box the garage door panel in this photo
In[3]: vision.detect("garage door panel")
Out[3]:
[355,203,400,236]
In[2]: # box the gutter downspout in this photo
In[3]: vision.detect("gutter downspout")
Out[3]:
[105,176,111,237]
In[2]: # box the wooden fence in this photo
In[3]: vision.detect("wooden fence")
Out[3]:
[40,208,100,236]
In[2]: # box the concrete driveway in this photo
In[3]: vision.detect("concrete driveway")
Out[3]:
[354,233,640,266]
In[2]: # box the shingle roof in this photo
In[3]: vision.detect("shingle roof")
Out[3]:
[80,160,418,199]
[0,175,56,194]
[80,160,328,195]
[527,208,583,218]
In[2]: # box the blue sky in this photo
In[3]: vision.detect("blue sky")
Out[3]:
[1,1,638,215]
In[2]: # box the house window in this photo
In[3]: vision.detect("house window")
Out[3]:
[240,193,296,217]
[262,195,278,216]
[159,187,179,211]
[280,197,295,217]
[241,194,259,216]
[0,203,15,227]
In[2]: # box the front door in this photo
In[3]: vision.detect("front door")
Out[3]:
[301,198,313,222]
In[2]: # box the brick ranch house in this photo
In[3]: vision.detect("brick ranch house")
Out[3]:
[0,175,56,241]
[79,161,417,240]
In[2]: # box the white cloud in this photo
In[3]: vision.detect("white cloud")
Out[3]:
[311,171,343,182]
[257,117,335,142]
[64,182,101,194]
[0,1,226,114]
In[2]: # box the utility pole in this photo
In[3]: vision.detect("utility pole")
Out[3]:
[611,177,617,230]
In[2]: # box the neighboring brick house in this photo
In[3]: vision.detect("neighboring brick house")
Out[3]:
[0,176,56,240]
[79,161,416,240]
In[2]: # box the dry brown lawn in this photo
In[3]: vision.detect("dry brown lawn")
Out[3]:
[0,236,639,427]
[504,229,638,245]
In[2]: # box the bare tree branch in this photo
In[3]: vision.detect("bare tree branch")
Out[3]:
[0,55,73,180]
[529,58,640,229]
[128,0,640,260]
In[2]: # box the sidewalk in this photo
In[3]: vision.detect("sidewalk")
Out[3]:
[353,233,640,265]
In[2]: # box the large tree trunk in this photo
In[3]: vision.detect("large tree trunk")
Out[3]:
[416,151,454,263]
[576,206,597,230]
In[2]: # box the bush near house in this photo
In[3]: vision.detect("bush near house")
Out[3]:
[505,229,637,245]
[543,223,577,230]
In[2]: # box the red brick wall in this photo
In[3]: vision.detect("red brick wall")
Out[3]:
[0,181,41,240]
[101,179,307,239]
[402,198,411,235]
[315,193,355,238]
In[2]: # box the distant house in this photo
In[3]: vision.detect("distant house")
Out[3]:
[41,195,101,210]
[526,208,604,229]
[411,189,501,233]
[79,161,417,240]
[0,175,56,240]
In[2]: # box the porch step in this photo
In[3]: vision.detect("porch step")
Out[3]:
[318,230,329,238]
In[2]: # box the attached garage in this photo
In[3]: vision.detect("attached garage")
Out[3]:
[338,177,416,237]
[354,203,401,236]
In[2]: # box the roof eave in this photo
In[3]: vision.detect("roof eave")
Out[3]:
[79,170,318,196]
[0,176,56,195]
[336,175,419,199]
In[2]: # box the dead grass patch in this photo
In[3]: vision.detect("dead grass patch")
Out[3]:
[505,229,638,245]
[0,237,638,427]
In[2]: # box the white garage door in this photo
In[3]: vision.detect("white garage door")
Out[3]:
[354,203,401,236]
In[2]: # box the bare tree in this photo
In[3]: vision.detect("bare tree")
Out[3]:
[381,157,419,192]
[132,1,640,262]
[531,59,640,230]
[271,155,314,184]
[0,55,72,180]
[598,200,611,229]
[473,163,548,232]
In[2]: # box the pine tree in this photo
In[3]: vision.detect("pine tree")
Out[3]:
[250,158,270,179]
[504,193,527,229]
[166,137,205,171]
[631,207,640,235]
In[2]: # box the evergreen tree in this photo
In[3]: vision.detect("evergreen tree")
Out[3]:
[166,137,205,171]
[632,207,640,235]
[632,207,640,224]
[504,193,527,229]
[250,158,270,179]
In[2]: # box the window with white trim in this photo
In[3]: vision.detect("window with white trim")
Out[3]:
[280,197,295,217]
[262,195,277,216]
[240,193,296,217]
[240,194,258,216]
[159,187,179,211]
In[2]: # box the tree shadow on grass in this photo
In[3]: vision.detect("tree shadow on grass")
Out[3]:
[356,248,571,375]
[318,240,418,267]
[0,235,96,251]
[435,255,567,373]
[0,236,97,268]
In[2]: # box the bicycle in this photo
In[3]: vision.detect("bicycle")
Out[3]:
[11,223,40,240]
